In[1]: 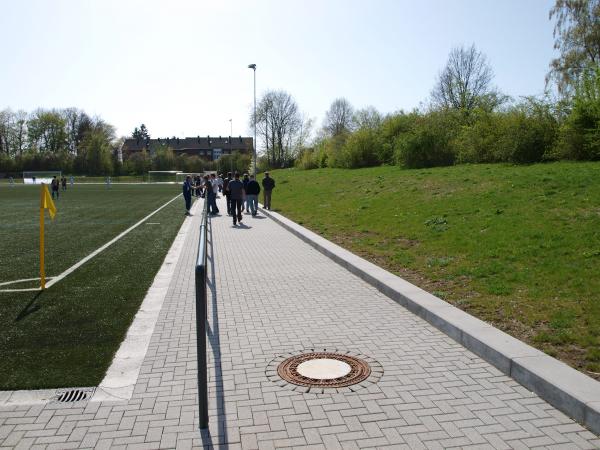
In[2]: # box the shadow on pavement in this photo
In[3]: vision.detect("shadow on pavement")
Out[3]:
[201,216,229,449]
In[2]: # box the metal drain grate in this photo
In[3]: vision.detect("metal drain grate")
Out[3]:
[54,387,95,403]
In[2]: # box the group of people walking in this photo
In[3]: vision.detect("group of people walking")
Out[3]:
[182,171,275,226]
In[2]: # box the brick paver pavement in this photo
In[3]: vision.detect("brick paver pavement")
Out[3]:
[1,196,600,449]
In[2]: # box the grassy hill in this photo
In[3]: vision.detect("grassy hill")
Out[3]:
[269,162,600,378]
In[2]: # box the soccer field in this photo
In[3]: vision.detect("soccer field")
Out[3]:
[0,184,188,389]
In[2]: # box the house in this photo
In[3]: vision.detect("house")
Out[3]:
[121,136,253,161]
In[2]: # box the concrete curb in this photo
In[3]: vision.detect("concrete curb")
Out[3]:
[260,206,600,435]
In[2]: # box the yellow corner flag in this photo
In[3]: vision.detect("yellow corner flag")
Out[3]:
[40,183,57,289]
[41,183,57,219]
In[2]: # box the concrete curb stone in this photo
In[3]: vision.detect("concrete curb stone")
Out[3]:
[259,205,600,435]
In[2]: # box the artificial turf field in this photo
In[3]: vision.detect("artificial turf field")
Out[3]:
[0,184,186,389]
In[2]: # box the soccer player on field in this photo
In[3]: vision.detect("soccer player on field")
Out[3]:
[51,176,60,199]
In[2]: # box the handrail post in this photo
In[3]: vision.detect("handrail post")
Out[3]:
[195,201,209,429]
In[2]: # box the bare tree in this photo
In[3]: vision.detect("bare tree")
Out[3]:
[353,106,382,130]
[548,0,600,94]
[0,109,11,155]
[254,90,303,168]
[11,110,28,155]
[431,44,500,112]
[323,98,354,136]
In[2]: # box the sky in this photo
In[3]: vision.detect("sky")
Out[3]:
[1,0,557,139]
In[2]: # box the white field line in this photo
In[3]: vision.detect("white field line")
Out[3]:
[0,277,54,293]
[0,288,41,293]
[44,194,181,289]
[0,277,53,287]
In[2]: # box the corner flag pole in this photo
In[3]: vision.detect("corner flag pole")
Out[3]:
[40,183,57,290]
[40,192,45,289]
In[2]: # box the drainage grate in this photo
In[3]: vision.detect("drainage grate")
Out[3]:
[54,387,95,403]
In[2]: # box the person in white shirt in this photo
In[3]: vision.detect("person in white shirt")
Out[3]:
[210,173,220,198]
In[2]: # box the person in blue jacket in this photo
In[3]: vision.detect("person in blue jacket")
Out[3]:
[183,175,193,216]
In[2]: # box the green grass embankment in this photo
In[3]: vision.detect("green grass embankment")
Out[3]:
[270,162,600,378]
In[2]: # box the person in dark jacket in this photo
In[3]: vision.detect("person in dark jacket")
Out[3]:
[183,175,193,216]
[228,172,245,225]
[262,172,275,210]
[245,175,261,216]
[51,176,60,199]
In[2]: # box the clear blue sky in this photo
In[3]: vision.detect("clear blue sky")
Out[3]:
[1,0,557,139]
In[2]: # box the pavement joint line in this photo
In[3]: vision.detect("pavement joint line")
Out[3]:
[259,204,600,435]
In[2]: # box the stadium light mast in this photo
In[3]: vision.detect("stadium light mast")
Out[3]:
[229,118,233,173]
[248,63,257,177]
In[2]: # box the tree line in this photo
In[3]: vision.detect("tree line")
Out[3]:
[0,109,250,176]
[0,108,118,176]
[255,0,600,171]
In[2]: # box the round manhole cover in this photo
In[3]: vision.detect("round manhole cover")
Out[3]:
[277,351,372,388]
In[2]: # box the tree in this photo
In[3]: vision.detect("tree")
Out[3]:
[0,110,12,155]
[352,106,382,130]
[152,145,176,170]
[253,90,303,168]
[431,44,501,113]
[557,66,600,159]
[548,0,600,94]
[11,110,28,156]
[132,124,150,140]
[323,98,354,136]
[27,109,68,153]
[78,128,113,175]
[63,108,91,155]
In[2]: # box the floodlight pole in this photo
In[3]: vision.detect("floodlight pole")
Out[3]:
[229,118,233,173]
[248,64,257,177]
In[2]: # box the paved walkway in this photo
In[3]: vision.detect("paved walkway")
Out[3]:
[1,196,600,449]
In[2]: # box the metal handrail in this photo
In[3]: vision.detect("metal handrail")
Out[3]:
[195,199,209,429]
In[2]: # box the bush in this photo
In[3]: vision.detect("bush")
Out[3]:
[378,112,420,164]
[295,148,319,170]
[394,111,458,168]
[453,110,505,163]
[454,99,559,164]
[502,110,557,163]
[340,127,381,168]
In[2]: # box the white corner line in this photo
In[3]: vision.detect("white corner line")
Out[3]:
[45,194,181,289]
[91,198,202,403]
[0,277,53,287]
